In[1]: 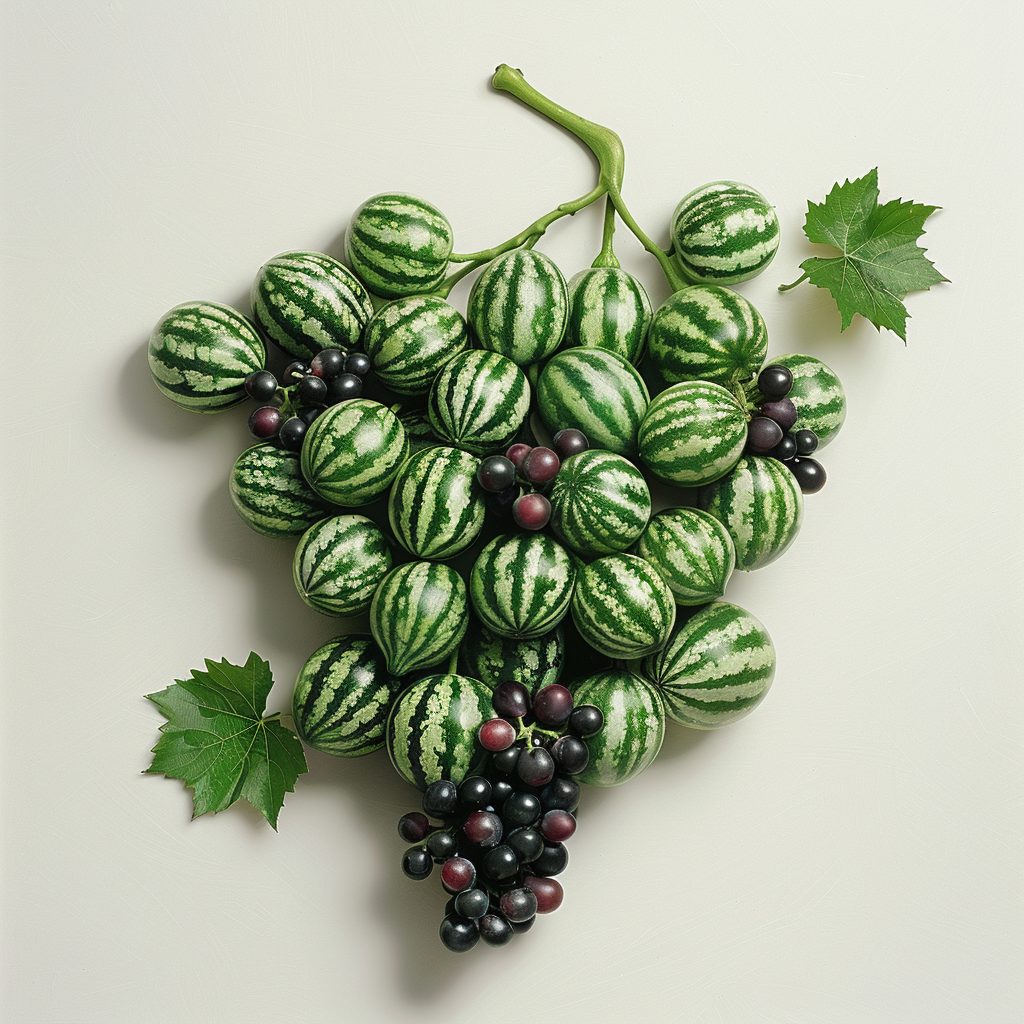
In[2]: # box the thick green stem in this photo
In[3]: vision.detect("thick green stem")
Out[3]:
[491,64,625,192]
[779,272,809,292]
[608,191,693,293]
[592,195,620,269]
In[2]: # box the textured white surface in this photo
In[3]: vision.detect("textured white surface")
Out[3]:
[2,1,1022,1021]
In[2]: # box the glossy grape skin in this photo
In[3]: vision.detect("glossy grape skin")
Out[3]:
[517,747,555,787]
[244,370,278,402]
[326,372,363,403]
[531,841,568,877]
[490,746,522,776]
[747,415,783,453]
[397,812,430,843]
[297,374,328,406]
[758,364,793,399]
[426,831,457,861]
[540,809,576,842]
[490,779,515,805]
[458,777,492,810]
[310,348,347,379]
[521,446,560,485]
[771,434,797,461]
[482,845,519,882]
[552,428,589,460]
[345,351,372,377]
[493,681,531,719]
[454,888,490,920]
[532,684,573,727]
[499,888,538,923]
[278,416,307,452]
[440,856,477,894]
[282,360,310,385]
[477,455,517,493]
[760,397,798,431]
[512,492,551,530]
[502,792,542,828]
[464,811,503,847]
[789,457,826,493]
[549,734,589,775]
[506,827,544,863]
[479,718,516,751]
[401,847,432,880]
[479,913,514,946]
[524,874,564,914]
[567,704,603,738]
[505,443,532,469]
[423,780,458,818]
[539,776,580,813]
[439,914,479,952]
[251,405,284,438]
[794,428,819,455]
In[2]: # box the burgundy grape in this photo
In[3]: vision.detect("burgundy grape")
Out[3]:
[493,681,531,719]
[248,406,281,439]
[512,492,551,530]
[759,397,798,431]
[532,684,573,727]
[552,428,589,460]
[789,457,826,494]
[477,455,517,493]
[479,718,517,751]
[540,809,576,842]
[505,443,532,469]
[524,874,564,914]
[463,810,503,847]
[757,364,793,399]
[521,446,560,485]
[440,856,476,894]
[397,811,430,843]
[746,416,783,453]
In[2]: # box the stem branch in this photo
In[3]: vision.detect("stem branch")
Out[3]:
[592,195,620,269]
[779,272,809,292]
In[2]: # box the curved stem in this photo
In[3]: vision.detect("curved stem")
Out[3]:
[608,189,694,293]
[433,259,486,299]
[779,272,809,292]
[491,65,625,192]
[592,195,620,269]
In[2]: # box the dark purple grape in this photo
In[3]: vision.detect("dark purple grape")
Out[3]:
[454,888,490,920]
[401,847,432,880]
[759,397,798,432]
[531,841,568,877]
[567,704,603,738]
[521,446,560,485]
[746,415,783,453]
[490,746,522,776]
[479,718,517,751]
[458,776,491,810]
[771,434,797,462]
[439,914,479,952]
[278,416,307,452]
[794,429,819,455]
[517,746,555,787]
[282,360,310,385]
[299,405,323,427]
[477,455,517,493]
[440,856,477,894]
[422,780,458,818]
[248,406,281,439]
[479,912,514,946]
[490,779,515,805]
[789,457,826,494]
[540,809,576,842]
[524,874,563,914]
[552,428,589,460]
[549,734,589,775]
[513,492,551,530]
[493,681,531,719]
[326,372,362,404]
[310,349,346,379]
[244,370,278,402]
[505,443,532,469]
[464,810,503,847]
[758,364,794,399]
[482,845,519,882]
[509,916,536,934]
[506,827,544,863]
[297,374,328,406]
[485,483,521,519]
[345,351,372,377]
[499,888,538,923]
[539,776,580,813]
[502,792,541,828]
[397,812,430,843]
[426,831,458,861]
[532,684,573,727]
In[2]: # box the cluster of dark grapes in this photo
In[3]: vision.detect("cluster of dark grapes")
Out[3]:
[243,348,372,452]
[398,680,603,952]
[475,428,590,530]
[746,364,826,495]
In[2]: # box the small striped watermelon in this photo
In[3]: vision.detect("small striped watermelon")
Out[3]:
[634,507,735,606]
[300,399,407,506]
[646,285,768,385]
[149,301,265,413]
[459,620,565,694]
[291,514,392,616]
[292,635,401,756]
[570,669,665,787]
[772,353,847,447]
[637,380,747,486]
[547,450,651,557]
[467,249,568,365]
[571,554,676,660]
[387,446,485,560]
[565,267,651,365]
[344,193,453,298]
[700,456,804,570]
[229,443,331,538]
[386,673,492,790]
[363,295,468,395]
[641,602,775,729]
[250,250,374,361]
[537,348,650,458]
[671,181,780,285]
[469,533,576,640]
[370,561,468,677]
[427,349,530,456]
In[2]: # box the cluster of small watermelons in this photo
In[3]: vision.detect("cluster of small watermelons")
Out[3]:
[148,179,847,816]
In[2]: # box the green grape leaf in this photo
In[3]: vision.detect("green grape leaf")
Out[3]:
[144,653,307,829]
[795,168,948,341]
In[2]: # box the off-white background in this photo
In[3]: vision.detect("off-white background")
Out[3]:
[2,1,1022,1021]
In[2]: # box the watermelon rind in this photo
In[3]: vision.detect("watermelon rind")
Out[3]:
[459,619,565,694]
[565,267,651,365]
[771,353,847,447]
